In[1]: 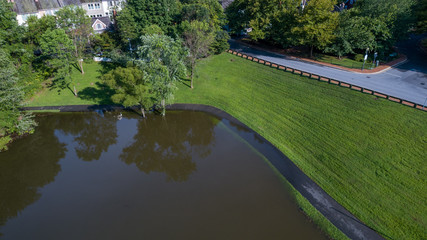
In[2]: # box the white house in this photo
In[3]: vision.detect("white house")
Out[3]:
[11,0,124,32]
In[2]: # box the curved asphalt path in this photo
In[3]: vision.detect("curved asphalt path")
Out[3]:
[230,35,427,105]
[23,104,384,240]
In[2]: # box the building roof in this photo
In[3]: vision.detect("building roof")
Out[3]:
[220,0,234,9]
[13,0,106,14]
[91,16,112,26]
[13,0,38,14]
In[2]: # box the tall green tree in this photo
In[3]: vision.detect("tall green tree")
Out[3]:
[39,29,76,95]
[115,7,139,46]
[136,34,188,116]
[356,0,415,53]
[180,0,229,53]
[103,67,154,118]
[325,11,381,58]
[25,15,57,45]
[181,20,214,88]
[291,0,339,57]
[56,6,92,74]
[0,49,36,151]
[0,0,20,46]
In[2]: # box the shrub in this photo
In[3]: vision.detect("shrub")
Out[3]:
[353,54,364,62]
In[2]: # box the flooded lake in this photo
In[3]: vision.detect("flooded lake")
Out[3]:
[0,111,327,239]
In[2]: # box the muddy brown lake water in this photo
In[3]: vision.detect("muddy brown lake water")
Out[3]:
[0,111,327,239]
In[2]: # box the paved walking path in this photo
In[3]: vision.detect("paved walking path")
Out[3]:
[23,104,384,240]
[230,36,427,105]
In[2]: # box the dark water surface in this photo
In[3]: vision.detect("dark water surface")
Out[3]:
[0,111,327,240]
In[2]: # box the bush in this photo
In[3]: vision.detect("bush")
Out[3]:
[0,136,11,152]
[353,54,364,62]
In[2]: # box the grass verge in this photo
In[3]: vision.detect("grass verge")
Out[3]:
[314,54,367,69]
[175,53,426,240]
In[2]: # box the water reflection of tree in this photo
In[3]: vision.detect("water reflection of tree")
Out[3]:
[120,111,218,182]
[0,115,66,234]
[56,113,118,161]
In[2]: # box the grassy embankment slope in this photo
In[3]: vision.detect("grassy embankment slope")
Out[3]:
[27,54,426,240]
[175,54,426,240]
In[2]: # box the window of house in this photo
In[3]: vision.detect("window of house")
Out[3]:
[90,15,95,17]
[88,3,94,9]
[97,24,102,30]
[95,3,100,9]
[97,14,102,17]
[109,1,113,6]
[105,12,109,15]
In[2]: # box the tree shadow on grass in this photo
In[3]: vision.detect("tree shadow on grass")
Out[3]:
[78,82,116,105]
[97,61,121,75]
[71,62,81,73]
[179,78,191,88]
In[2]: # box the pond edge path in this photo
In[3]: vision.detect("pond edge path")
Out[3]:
[22,104,384,240]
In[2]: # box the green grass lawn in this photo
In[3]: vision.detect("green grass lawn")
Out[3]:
[27,62,114,106]
[315,54,368,69]
[175,54,426,240]
[27,54,426,239]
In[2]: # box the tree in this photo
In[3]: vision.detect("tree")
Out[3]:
[0,49,36,151]
[416,0,427,33]
[181,20,214,89]
[325,11,379,58]
[25,15,57,45]
[0,0,19,45]
[136,34,188,116]
[56,6,92,74]
[115,7,139,46]
[356,0,416,53]
[39,29,76,95]
[291,0,339,58]
[122,0,179,34]
[103,67,155,118]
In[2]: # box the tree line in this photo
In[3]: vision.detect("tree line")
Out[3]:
[0,0,230,151]
[226,0,422,59]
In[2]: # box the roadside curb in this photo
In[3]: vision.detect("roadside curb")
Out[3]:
[21,103,384,240]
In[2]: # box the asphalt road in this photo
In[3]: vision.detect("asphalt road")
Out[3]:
[229,35,427,105]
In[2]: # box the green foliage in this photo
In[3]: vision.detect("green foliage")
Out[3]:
[39,29,75,90]
[136,34,188,115]
[0,49,36,149]
[356,0,416,53]
[325,11,378,58]
[142,24,164,35]
[179,0,229,53]
[55,6,92,74]
[226,0,417,58]
[181,20,214,88]
[0,136,11,151]
[0,0,20,45]
[416,0,427,33]
[0,49,23,111]
[103,67,154,117]
[353,54,364,62]
[211,30,230,54]
[92,32,117,53]
[180,3,211,22]
[120,0,179,37]
[25,15,57,45]
[291,0,339,57]
[115,7,139,45]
